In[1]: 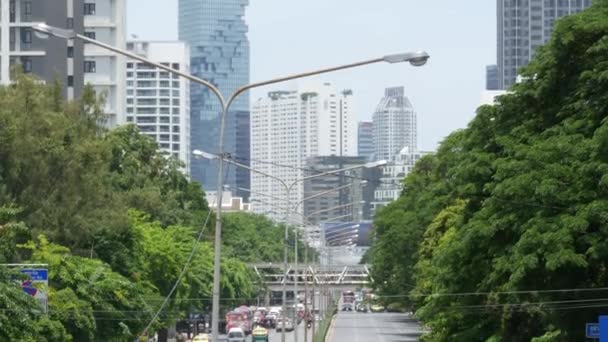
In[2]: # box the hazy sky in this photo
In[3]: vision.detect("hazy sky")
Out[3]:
[127,1,496,151]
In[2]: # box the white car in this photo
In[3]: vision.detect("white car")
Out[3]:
[227,327,246,342]
[275,317,294,332]
[267,307,281,320]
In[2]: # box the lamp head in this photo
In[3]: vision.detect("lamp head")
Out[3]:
[364,159,388,168]
[32,23,76,40]
[383,51,430,67]
[192,149,218,160]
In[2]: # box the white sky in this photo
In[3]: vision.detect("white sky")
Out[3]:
[127,1,496,151]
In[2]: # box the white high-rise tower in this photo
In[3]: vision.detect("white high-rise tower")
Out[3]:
[373,86,416,161]
[250,82,357,222]
[84,0,126,127]
[125,41,191,175]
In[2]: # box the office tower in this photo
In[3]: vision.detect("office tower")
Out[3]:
[178,0,250,197]
[357,121,374,160]
[83,0,126,127]
[486,64,499,90]
[0,0,85,99]
[372,86,417,161]
[371,147,429,213]
[497,0,591,89]
[250,83,357,223]
[125,41,191,175]
[303,156,379,224]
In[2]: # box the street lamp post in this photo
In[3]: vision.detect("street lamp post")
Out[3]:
[33,23,430,342]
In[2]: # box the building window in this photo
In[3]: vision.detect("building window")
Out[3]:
[84,3,96,15]
[24,1,32,15]
[67,76,74,87]
[21,29,32,44]
[83,31,96,41]
[84,61,96,73]
[67,18,74,29]
[21,58,32,73]
[67,46,74,58]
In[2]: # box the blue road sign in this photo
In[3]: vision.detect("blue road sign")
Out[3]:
[587,323,600,338]
[600,316,608,342]
[20,269,48,281]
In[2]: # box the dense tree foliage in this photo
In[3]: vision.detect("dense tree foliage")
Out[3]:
[0,73,304,340]
[369,2,608,341]
[222,212,318,263]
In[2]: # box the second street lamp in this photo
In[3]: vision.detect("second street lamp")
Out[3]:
[33,22,430,342]
[194,150,385,342]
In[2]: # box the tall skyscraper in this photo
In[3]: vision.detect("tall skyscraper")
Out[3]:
[84,0,127,127]
[178,0,250,197]
[372,86,416,161]
[250,83,357,222]
[0,0,85,100]
[357,121,374,160]
[497,0,591,89]
[125,41,191,175]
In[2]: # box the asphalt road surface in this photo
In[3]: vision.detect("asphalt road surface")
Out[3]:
[209,322,312,342]
[266,321,312,342]
[329,311,424,342]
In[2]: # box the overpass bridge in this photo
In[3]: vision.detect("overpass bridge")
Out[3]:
[248,263,372,291]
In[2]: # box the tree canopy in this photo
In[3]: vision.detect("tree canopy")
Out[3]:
[0,72,305,340]
[369,2,608,341]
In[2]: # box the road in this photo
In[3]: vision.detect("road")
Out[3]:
[266,321,312,342]
[329,311,424,342]
[209,322,312,342]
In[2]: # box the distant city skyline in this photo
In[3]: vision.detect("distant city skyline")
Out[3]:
[127,0,496,151]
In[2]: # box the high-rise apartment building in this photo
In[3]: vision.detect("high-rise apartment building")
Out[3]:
[178,0,250,197]
[125,41,191,174]
[0,0,85,99]
[357,121,374,160]
[83,0,126,127]
[250,83,357,223]
[497,0,591,89]
[373,86,417,161]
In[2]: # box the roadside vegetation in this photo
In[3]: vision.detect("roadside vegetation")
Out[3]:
[0,72,311,341]
[368,1,608,341]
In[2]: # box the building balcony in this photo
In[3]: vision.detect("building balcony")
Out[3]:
[84,17,116,28]
[85,45,119,57]
[85,74,116,86]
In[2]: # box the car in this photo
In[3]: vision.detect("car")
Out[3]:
[192,333,210,342]
[370,304,385,313]
[275,317,295,332]
[356,303,368,313]
[227,327,246,342]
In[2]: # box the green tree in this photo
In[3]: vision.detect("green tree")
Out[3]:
[369,1,608,340]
